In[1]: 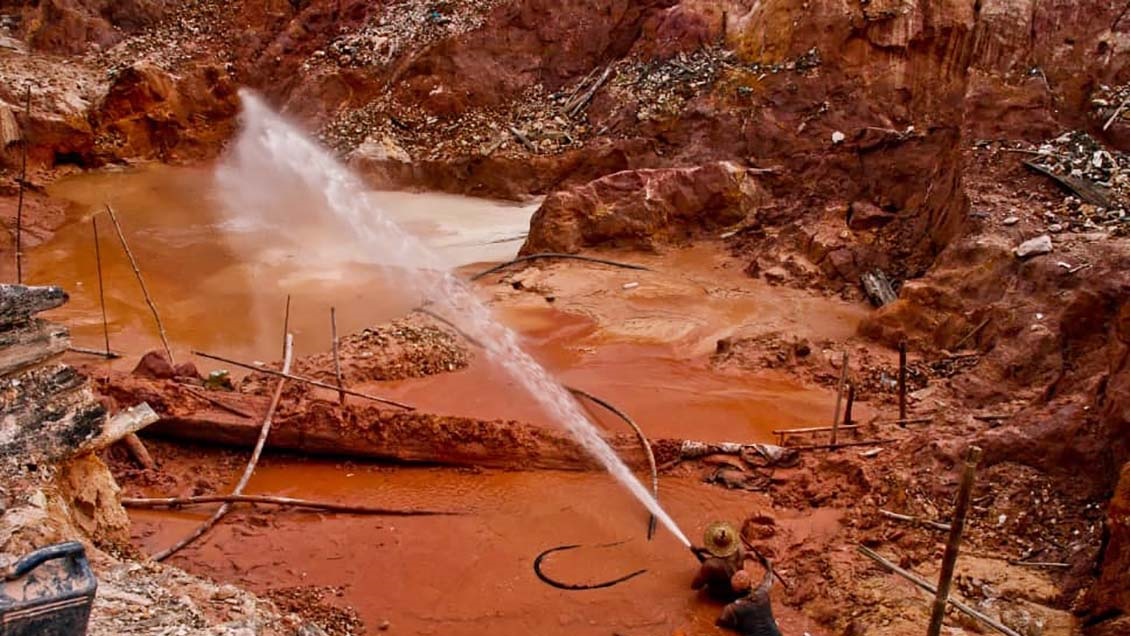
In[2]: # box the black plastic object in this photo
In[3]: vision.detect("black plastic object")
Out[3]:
[1,541,97,636]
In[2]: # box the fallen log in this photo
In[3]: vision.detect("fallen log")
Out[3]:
[122,494,463,516]
[0,284,67,328]
[145,396,654,472]
[0,319,69,377]
[1022,161,1117,208]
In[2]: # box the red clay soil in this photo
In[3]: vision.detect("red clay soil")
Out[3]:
[2,0,1128,634]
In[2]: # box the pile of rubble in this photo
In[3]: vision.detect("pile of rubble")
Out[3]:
[83,0,234,74]
[312,0,505,70]
[997,131,1130,235]
[1089,83,1129,130]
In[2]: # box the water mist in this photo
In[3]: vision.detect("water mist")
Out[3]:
[215,91,691,548]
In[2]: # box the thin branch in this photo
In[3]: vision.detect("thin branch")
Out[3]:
[104,205,174,365]
[122,494,463,516]
[469,253,651,281]
[191,349,414,410]
[179,385,257,419]
[153,334,295,562]
[879,509,951,532]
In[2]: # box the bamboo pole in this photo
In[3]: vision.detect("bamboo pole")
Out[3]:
[282,294,291,358]
[67,346,121,359]
[790,439,894,451]
[857,545,1020,636]
[154,333,295,562]
[927,445,983,636]
[104,204,174,365]
[330,306,345,405]
[92,215,111,356]
[191,349,415,410]
[844,381,855,428]
[14,84,30,284]
[122,494,462,516]
[898,341,907,424]
[773,424,861,438]
[830,351,848,446]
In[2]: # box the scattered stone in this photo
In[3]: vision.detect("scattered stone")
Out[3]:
[831,130,846,144]
[1014,235,1053,259]
[132,350,176,379]
[1003,216,1019,225]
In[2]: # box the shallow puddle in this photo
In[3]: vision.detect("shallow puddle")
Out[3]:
[27,164,537,362]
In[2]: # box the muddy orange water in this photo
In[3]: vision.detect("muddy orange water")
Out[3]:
[32,166,870,634]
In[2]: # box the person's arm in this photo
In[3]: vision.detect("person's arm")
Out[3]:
[754,562,774,596]
[716,602,739,628]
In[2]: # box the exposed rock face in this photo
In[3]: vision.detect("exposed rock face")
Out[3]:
[522,161,765,253]
[16,0,167,54]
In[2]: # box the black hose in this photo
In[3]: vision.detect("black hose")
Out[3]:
[533,542,647,591]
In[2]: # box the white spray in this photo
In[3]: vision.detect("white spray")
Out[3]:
[216,91,691,548]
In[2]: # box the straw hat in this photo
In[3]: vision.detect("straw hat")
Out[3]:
[703,521,740,557]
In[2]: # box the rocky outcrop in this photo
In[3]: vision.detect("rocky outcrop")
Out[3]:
[522,161,765,253]
[16,0,166,54]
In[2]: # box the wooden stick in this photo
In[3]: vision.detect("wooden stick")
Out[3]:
[789,439,894,451]
[973,414,1012,422]
[104,204,174,365]
[928,446,983,636]
[1007,560,1070,569]
[567,65,613,117]
[953,317,989,350]
[571,387,659,540]
[879,509,951,532]
[898,341,907,424]
[469,253,651,281]
[330,306,345,405]
[92,215,111,356]
[875,416,933,425]
[154,333,295,562]
[857,545,1021,636]
[830,351,848,446]
[179,385,257,419]
[122,494,463,516]
[191,349,415,410]
[121,433,155,469]
[15,84,30,284]
[843,381,855,428]
[80,403,159,453]
[773,424,861,437]
[508,126,537,152]
[282,294,291,358]
[67,346,122,359]
[1103,96,1128,131]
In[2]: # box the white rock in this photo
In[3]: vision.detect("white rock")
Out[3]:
[831,130,846,144]
[1002,216,1019,226]
[621,282,639,290]
[1014,234,1052,258]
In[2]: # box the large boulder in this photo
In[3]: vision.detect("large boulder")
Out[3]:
[522,161,765,253]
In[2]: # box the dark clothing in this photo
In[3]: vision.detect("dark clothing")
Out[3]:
[716,569,781,636]
[690,547,746,601]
